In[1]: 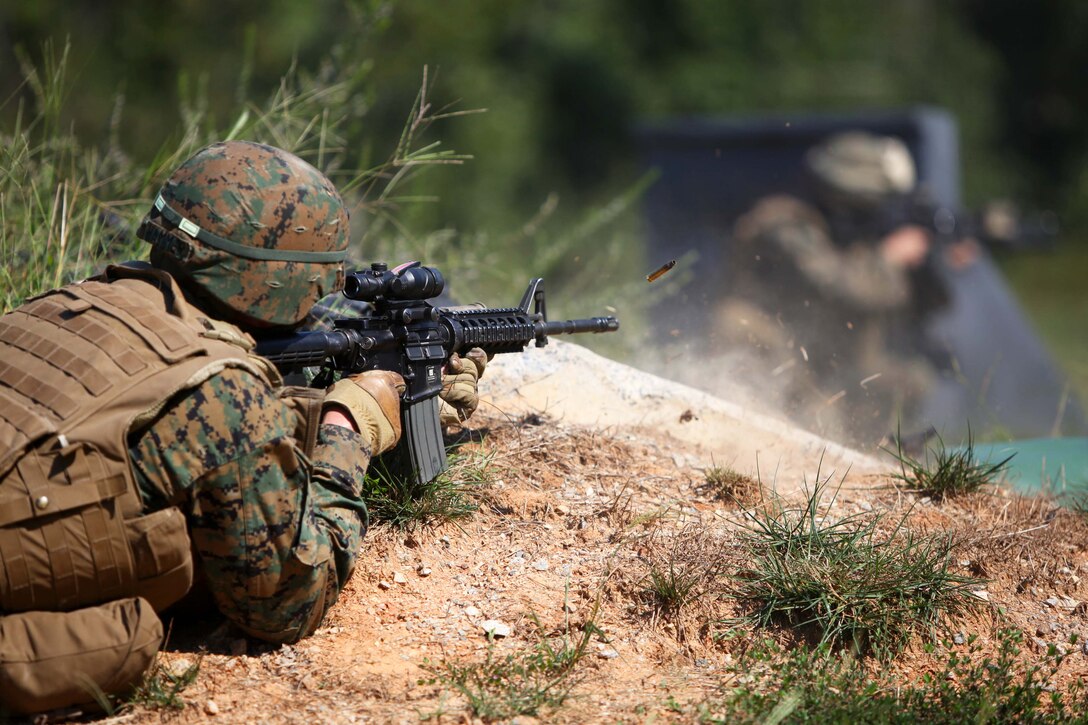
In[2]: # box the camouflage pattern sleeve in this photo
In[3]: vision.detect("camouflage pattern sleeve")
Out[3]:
[128,367,371,643]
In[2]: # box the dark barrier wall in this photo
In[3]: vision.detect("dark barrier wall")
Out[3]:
[635,108,1085,439]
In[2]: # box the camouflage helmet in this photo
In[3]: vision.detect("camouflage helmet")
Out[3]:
[137,141,349,328]
[804,131,916,204]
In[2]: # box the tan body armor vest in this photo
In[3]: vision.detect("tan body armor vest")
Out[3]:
[0,264,274,614]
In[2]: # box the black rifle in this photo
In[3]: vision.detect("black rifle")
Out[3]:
[828,194,1060,322]
[881,194,1059,254]
[254,261,619,484]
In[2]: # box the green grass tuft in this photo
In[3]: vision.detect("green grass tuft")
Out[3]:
[420,615,601,721]
[697,629,1085,724]
[362,446,493,530]
[126,654,202,712]
[887,428,1014,500]
[646,559,705,616]
[701,463,760,504]
[641,526,733,619]
[728,475,980,659]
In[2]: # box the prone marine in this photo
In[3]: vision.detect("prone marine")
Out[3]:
[0,141,484,715]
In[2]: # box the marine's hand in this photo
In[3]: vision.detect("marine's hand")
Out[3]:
[879,225,931,268]
[323,371,406,454]
[439,348,488,427]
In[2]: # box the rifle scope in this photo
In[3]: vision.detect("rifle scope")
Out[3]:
[344,262,445,302]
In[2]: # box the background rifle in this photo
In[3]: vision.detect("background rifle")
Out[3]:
[254,261,619,484]
[884,193,1060,253]
[827,193,1060,322]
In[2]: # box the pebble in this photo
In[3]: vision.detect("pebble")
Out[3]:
[953,633,966,645]
[856,500,873,512]
[204,700,219,716]
[970,590,990,601]
[418,564,432,577]
[481,620,512,638]
[165,658,193,678]
[465,606,482,617]
[393,572,408,584]
[532,559,549,571]
[597,648,619,659]
[1044,595,1079,610]
[378,580,392,591]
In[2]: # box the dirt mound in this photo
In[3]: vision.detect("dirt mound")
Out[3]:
[482,340,887,489]
[115,344,1086,723]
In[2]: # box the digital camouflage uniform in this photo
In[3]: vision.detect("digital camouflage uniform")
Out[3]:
[0,264,376,714]
[0,142,399,715]
[127,361,372,642]
[129,141,371,640]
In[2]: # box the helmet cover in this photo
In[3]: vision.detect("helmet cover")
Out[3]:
[138,141,349,328]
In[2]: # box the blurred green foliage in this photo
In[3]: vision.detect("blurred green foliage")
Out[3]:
[4,0,1087,231]
[1,0,1084,372]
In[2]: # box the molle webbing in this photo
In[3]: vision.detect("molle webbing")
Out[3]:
[0,447,133,611]
[0,278,253,474]
[0,271,265,613]
[0,387,55,478]
[0,287,178,479]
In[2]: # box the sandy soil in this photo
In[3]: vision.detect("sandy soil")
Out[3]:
[92,343,1086,723]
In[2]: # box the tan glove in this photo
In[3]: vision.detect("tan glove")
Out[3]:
[439,348,488,427]
[324,370,406,455]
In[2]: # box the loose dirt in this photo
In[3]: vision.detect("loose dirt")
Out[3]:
[115,343,1086,723]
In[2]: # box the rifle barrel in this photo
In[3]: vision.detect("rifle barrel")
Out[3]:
[542,316,620,336]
